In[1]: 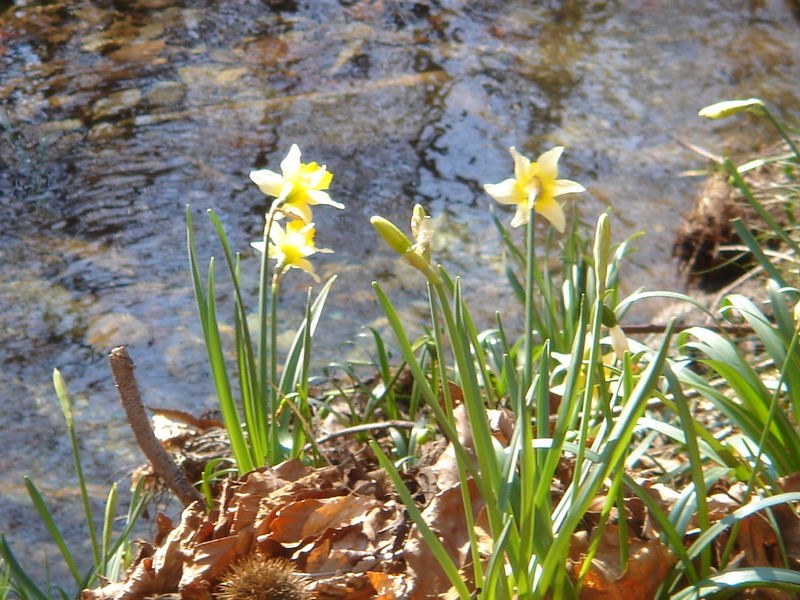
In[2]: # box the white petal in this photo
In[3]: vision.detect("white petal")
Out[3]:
[250,241,266,254]
[553,179,586,196]
[280,144,302,177]
[307,189,344,208]
[267,221,286,243]
[535,197,566,233]
[509,147,531,182]
[484,179,519,205]
[536,146,564,180]
[510,204,529,228]
[609,325,629,358]
[249,169,284,197]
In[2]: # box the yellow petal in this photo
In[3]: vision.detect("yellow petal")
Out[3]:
[249,169,284,197]
[553,178,586,196]
[293,258,319,281]
[536,146,564,181]
[282,201,313,223]
[484,179,521,205]
[535,196,565,232]
[318,169,333,189]
[302,164,332,189]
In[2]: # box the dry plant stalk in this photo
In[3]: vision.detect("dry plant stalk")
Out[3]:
[108,345,203,507]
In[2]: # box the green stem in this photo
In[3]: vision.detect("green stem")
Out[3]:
[269,269,283,461]
[258,207,279,462]
[760,106,800,163]
[522,205,536,406]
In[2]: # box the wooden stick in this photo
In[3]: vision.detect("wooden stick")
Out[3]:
[108,346,203,507]
[620,323,754,335]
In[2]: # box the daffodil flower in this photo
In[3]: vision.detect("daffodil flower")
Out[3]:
[484,146,585,232]
[249,144,344,222]
[251,219,332,281]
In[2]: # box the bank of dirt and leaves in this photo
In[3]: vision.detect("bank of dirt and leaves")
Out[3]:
[2,98,800,600]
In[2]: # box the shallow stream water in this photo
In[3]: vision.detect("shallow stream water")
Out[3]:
[1,0,799,588]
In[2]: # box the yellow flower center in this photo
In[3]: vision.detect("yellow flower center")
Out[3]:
[279,242,302,266]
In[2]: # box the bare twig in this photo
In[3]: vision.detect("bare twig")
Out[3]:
[108,346,203,507]
[303,420,417,453]
[620,323,754,335]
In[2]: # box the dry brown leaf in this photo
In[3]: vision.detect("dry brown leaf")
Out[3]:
[82,502,206,600]
[303,526,378,574]
[146,407,224,431]
[570,528,674,600]
[366,571,404,600]
[311,573,375,600]
[267,495,380,544]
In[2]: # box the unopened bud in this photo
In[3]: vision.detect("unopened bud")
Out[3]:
[698,98,765,119]
[370,216,412,255]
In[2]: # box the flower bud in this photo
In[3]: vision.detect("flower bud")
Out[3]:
[370,216,412,255]
[698,98,764,119]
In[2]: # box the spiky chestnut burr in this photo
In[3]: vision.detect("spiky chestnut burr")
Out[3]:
[216,555,311,600]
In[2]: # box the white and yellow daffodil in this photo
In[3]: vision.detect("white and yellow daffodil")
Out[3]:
[251,219,332,281]
[249,144,343,222]
[484,146,585,232]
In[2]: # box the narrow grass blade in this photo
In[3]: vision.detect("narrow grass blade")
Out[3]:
[372,282,478,482]
[22,477,82,586]
[543,322,675,592]
[366,327,399,420]
[731,218,786,287]
[103,477,148,581]
[207,210,265,458]
[52,369,100,566]
[725,157,800,257]
[671,567,800,600]
[686,492,800,560]
[616,290,715,318]
[97,483,119,579]
[0,537,49,600]
[205,259,254,473]
[279,275,337,396]
[662,365,711,576]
